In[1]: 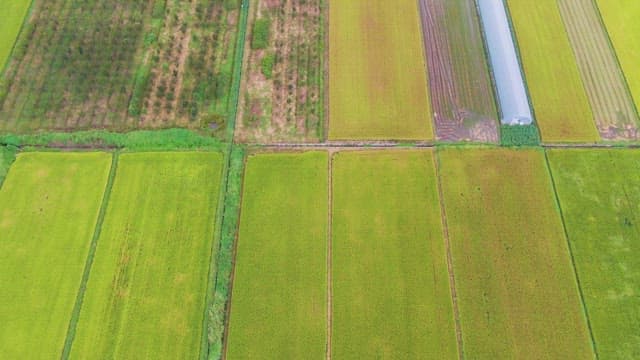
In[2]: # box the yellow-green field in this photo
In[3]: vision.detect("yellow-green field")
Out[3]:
[227,152,328,359]
[596,0,640,110]
[438,148,594,358]
[506,0,599,143]
[70,152,222,359]
[547,149,640,358]
[332,150,457,358]
[329,0,433,140]
[0,152,111,358]
[0,0,30,69]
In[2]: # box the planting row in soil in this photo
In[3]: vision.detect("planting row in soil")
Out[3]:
[235,0,325,143]
[558,0,639,140]
[0,0,240,133]
[418,0,499,143]
[547,149,640,358]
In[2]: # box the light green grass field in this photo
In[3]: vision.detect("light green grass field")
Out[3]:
[547,149,640,359]
[596,0,640,112]
[506,0,599,143]
[0,0,30,70]
[70,152,222,359]
[332,150,457,359]
[226,152,328,359]
[0,152,111,358]
[438,148,594,359]
[329,0,433,140]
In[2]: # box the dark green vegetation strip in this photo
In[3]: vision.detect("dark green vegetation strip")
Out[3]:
[331,150,457,358]
[547,149,640,359]
[61,152,119,359]
[69,152,223,359]
[500,124,541,146]
[226,152,327,359]
[0,152,112,359]
[437,148,594,359]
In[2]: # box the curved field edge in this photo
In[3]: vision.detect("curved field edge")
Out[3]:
[0,0,32,73]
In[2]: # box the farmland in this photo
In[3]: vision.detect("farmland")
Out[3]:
[0,152,111,358]
[226,152,327,359]
[0,0,241,132]
[437,148,594,359]
[558,0,639,140]
[419,0,499,143]
[70,152,222,359]
[0,0,31,70]
[505,0,600,143]
[329,0,433,140]
[547,149,640,358]
[331,150,457,358]
[235,0,325,143]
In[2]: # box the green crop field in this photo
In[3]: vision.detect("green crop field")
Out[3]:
[0,152,111,358]
[547,149,640,359]
[70,152,222,359]
[596,0,640,111]
[0,0,30,70]
[226,152,327,359]
[329,0,433,140]
[437,148,594,359]
[331,150,457,358]
[506,0,599,143]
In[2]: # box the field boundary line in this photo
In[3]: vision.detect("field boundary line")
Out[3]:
[433,149,464,360]
[60,151,119,359]
[1,0,36,76]
[543,150,599,359]
[326,151,333,360]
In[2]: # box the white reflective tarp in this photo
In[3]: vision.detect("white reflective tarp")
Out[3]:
[477,0,533,125]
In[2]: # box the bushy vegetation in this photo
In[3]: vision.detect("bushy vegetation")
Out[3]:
[260,53,275,79]
[251,18,271,50]
[500,124,541,146]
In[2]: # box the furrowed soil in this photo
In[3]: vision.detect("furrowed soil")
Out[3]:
[437,148,594,359]
[0,0,240,133]
[0,152,111,358]
[331,150,457,358]
[226,152,327,359]
[69,152,222,359]
[235,0,324,143]
[506,0,600,143]
[329,0,433,140]
[419,0,499,143]
[547,149,640,359]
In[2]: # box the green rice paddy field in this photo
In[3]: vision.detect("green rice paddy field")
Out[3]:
[226,152,328,359]
[69,152,222,359]
[331,150,457,358]
[437,148,594,359]
[547,149,640,359]
[0,0,30,69]
[0,152,111,358]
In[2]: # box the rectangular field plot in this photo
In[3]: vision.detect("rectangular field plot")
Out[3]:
[331,150,457,358]
[0,0,31,69]
[0,152,112,358]
[70,152,222,359]
[226,152,328,359]
[547,149,640,358]
[506,0,599,142]
[329,0,433,140]
[596,0,640,117]
[438,148,594,359]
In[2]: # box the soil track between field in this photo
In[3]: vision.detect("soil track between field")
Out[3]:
[326,152,333,360]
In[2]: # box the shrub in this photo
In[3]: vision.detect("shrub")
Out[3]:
[251,18,271,50]
[500,124,541,146]
[261,53,275,79]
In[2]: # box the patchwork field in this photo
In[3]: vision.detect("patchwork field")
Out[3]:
[547,149,640,358]
[0,0,31,70]
[236,0,325,143]
[558,0,639,140]
[596,0,640,114]
[70,152,222,359]
[0,0,240,132]
[332,150,457,358]
[437,148,594,358]
[0,152,112,358]
[227,152,327,359]
[329,0,433,140]
[419,0,499,142]
[506,0,599,142]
